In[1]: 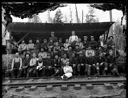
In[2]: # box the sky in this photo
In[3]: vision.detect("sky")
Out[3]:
[11,4,123,23]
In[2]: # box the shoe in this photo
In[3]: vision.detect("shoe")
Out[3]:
[61,76,63,79]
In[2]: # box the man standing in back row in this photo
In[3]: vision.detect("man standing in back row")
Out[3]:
[69,31,78,50]
[49,31,58,42]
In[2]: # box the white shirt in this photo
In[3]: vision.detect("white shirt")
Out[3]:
[100,41,104,47]
[36,62,43,69]
[69,35,78,43]
[85,49,95,57]
[27,43,35,50]
[63,66,73,74]
[18,43,27,51]
[64,43,70,51]
[30,58,37,66]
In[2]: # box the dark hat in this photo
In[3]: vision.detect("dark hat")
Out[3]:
[75,44,79,47]
[68,45,72,48]
[51,31,54,34]
[60,46,64,48]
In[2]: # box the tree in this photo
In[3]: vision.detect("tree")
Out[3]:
[85,6,99,23]
[53,9,63,23]
[47,10,53,23]
[28,14,42,23]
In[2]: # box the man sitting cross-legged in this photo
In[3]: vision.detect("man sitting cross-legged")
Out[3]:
[61,61,73,80]
[20,53,30,78]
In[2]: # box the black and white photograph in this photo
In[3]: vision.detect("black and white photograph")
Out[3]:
[2,2,126,98]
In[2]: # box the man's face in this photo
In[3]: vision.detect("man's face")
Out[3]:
[72,31,75,35]
[55,42,59,46]
[26,54,30,58]
[72,53,75,57]
[63,54,67,58]
[36,40,39,43]
[32,53,36,58]
[15,53,19,57]
[99,52,103,57]
[29,40,32,43]
[22,41,25,44]
[68,46,72,50]
[91,36,94,41]
[88,46,91,50]
[110,37,113,40]
[50,39,53,43]
[44,39,47,43]
[48,48,51,51]
[51,32,54,37]
[55,55,59,59]
[66,39,69,43]
[47,55,51,59]
[76,46,79,49]
[41,48,44,52]
[100,36,103,41]
[84,36,87,41]
[61,47,64,50]
[109,50,113,55]
[79,53,83,57]
[59,39,62,42]
[78,38,81,42]
[38,56,42,61]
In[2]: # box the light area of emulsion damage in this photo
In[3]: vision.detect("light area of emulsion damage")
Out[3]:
[2,7,10,46]
[108,22,126,52]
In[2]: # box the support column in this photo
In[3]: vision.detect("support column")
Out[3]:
[109,10,112,22]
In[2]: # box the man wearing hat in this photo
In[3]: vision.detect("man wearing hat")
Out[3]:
[89,36,98,49]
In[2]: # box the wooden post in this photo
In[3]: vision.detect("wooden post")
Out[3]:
[82,10,84,23]
[75,4,80,23]
[109,10,112,22]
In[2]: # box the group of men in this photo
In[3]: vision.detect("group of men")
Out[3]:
[8,31,126,79]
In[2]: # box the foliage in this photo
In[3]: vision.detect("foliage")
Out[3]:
[53,9,63,23]
[85,6,99,23]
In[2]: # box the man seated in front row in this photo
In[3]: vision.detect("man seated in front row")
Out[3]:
[61,61,73,80]
[43,53,54,77]
[11,53,22,78]
[21,53,31,78]
[27,53,37,77]
[85,46,96,76]
[36,55,45,77]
